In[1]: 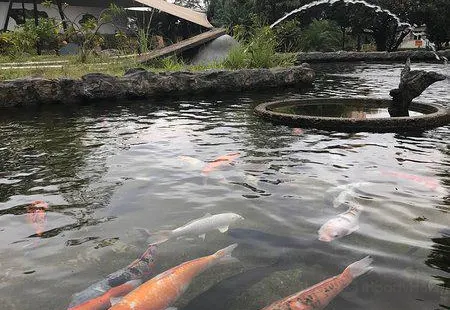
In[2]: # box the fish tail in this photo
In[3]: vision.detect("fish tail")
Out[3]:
[214,243,239,264]
[146,230,172,245]
[345,256,373,279]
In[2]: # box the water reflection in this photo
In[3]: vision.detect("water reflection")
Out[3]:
[0,62,448,310]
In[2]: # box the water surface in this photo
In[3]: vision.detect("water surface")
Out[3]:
[0,62,449,310]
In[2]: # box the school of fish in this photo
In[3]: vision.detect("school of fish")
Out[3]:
[65,152,445,310]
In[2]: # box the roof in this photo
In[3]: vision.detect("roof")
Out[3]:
[9,0,212,28]
[132,0,213,28]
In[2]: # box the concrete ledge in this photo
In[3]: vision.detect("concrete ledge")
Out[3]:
[0,65,315,108]
[255,98,450,133]
[295,50,450,63]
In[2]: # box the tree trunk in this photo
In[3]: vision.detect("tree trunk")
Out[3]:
[56,0,67,30]
[356,33,362,51]
[373,31,388,51]
[33,0,41,55]
[2,0,13,32]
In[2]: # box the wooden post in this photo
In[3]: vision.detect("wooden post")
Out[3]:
[33,0,41,54]
[56,0,67,30]
[2,0,14,32]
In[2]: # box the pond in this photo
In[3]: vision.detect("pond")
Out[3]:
[0,62,449,310]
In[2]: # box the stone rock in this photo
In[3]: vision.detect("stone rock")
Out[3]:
[0,65,315,107]
[99,49,121,57]
[191,35,239,65]
[59,43,80,56]
[389,59,446,116]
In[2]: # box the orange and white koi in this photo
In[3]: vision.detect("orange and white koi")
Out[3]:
[109,244,239,310]
[261,256,373,310]
[202,152,240,175]
[68,245,157,310]
[318,203,362,242]
[26,200,49,236]
[68,280,142,310]
[381,170,442,192]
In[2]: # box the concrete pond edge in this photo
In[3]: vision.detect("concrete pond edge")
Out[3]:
[294,50,450,63]
[254,98,450,133]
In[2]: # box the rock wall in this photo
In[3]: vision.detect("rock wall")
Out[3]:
[0,65,315,108]
[295,50,450,63]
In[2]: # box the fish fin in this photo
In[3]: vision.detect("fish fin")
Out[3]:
[146,230,172,245]
[214,243,239,264]
[135,227,151,239]
[110,297,123,306]
[218,226,229,233]
[345,256,373,279]
[349,225,360,234]
[198,234,206,240]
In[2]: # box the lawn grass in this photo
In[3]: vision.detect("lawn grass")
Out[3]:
[0,55,229,81]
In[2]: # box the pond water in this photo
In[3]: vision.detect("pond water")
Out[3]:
[271,100,424,119]
[0,62,449,310]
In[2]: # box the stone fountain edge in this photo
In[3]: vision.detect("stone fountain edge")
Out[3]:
[254,98,450,133]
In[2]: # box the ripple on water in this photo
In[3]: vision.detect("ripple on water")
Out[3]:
[0,63,449,310]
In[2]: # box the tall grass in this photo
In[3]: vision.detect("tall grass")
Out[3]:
[223,26,295,70]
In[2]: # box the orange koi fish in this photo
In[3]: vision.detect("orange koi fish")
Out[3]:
[202,152,240,175]
[261,256,373,310]
[109,244,239,310]
[68,280,142,310]
[381,170,442,191]
[26,200,49,236]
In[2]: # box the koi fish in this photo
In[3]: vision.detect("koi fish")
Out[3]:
[68,280,142,310]
[68,245,157,310]
[292,128,304,135]
[261,256,373,310]
[326,182,372,208]
[26,200,49,237]
[109,243,239,310]
[202,152,240,175]
[178,156,205,169]
[381,170,443,192]
[140,213,244,245]
[318,203,362,242]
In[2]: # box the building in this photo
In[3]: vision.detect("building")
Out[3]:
[399,25,434,50]
[0,0,212,34]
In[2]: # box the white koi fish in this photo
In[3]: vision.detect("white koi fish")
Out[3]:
[327,182,372,208]
[178,156,205,169]
[318,203,362,242]
[140,213,244,244]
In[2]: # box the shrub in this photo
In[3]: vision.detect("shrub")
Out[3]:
[224,26,295,69]
[298,19,342,52]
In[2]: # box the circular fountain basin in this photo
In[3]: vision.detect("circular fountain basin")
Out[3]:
[255,98,450,133]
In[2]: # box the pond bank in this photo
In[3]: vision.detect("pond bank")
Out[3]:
[295,50,450,63]
[0,65,314,108]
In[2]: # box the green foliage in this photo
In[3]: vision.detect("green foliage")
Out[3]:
[224,45,248,69]
[224,26,295,69]
[273,20,303,52]
[298,19,343,52]
[0,18,62,56]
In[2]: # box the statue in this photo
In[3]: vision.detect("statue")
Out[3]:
[389,58,446,117]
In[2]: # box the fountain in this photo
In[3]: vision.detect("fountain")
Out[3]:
[255,60,449,133]
[389,59,446,117]
[270,0,411,29]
